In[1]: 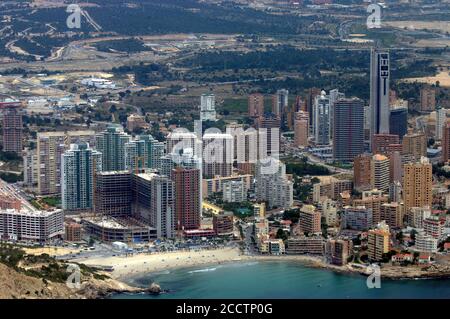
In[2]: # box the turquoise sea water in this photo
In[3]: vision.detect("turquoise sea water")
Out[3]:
[113,261,450,299]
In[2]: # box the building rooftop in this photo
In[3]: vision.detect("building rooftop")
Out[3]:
[167,131,197,138]
[0,208,62,217]
[97,170,130,176]
[368,228,390,236]
[203,133,233,139]
[135,172,162,181]
[373,154,388,161]
[83,216,155,230]
[184,229,215,234]
[37,130,95,137]
[204,174,252,181]
[66,130,95,136]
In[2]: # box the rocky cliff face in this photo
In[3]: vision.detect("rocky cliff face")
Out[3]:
[379,264,450,279]
[0,263,152,299]
[0,263,77,299]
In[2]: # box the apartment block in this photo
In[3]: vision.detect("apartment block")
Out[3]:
[286,236,324,255]
[299,205,321,234]
[94,171,133,217]
[0,209,64,243]
[37,130,95,195]
[403,157,432,211]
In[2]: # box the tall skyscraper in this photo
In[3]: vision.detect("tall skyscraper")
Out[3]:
[143,134,165,169]
[133,172,175,238]
[226,122,244,164]
[125,134,164,172]
[1,100,23,154]
[442,120,450,163]
[37,130,95,195]
[294,111,309,148]
[370,48,390,141]
[403,157,432,211]
[272,89,289,123]
[287,96,305,130]
[364,104,371,143]
[402,131,427,160]
[353,153,372,191]
[94,171,132,217]
[200,94,217,121]
[167,131,200,159]
[333,98,364,162]
[328,89,344,137]
[255,160,293,209]
[371,154,390,193]
[96,124,131,171]
[389,151,403,183]
[61,143,102,212]
[125,138,146,173]
[420,87,436,112]
[172,167,201,231]
[307,88,322,125]
[202,133,233,178]
[23,147,38,188]
[436,108,447,140]
[226,124,258,169]
[157,155,175,177]
[312,91,331,145]
[389,180,402,202]
[255,114,281,157]
[389,106,408,139]
[248,93,264,118]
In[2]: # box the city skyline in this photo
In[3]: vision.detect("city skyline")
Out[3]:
[0,0,448,303]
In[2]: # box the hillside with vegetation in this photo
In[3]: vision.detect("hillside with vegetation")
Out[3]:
[0,244,143,299]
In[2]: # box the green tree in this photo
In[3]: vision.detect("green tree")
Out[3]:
[276,229,288,241]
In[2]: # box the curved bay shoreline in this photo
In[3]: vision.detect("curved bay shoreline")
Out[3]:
[75,248,450,297]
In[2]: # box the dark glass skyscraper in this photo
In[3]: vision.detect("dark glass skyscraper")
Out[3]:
[333,98,365,162]
[389,107,408,139]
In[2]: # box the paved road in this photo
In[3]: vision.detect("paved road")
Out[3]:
[303,151,353,174]
[108,100,143,116]
[242,222,257,255]
[0,179,36,212]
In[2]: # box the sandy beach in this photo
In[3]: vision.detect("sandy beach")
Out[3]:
[76,247,348,280]
[78,247,254,279]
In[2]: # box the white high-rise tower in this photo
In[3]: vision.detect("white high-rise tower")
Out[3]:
[436,108,447,140]
[61,142,102,212]
[312,90,331,146]
[200,94,217,121]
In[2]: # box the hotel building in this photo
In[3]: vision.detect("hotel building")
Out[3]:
[0,209,64,243]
